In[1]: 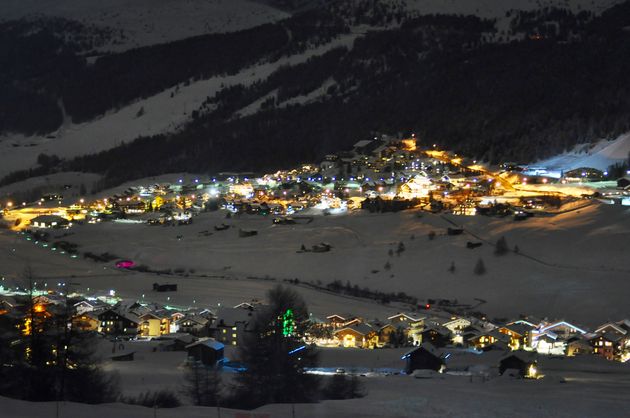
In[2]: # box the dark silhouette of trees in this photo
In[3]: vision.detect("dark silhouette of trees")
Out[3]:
[229,285,319,408]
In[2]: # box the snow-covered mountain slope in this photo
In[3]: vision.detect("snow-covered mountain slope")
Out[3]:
[404,0,622,18]
[0,0,289,52]
[536,133,630,172]
[0,33,359,178]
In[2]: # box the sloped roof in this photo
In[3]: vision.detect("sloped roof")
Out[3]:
[176,315,209,326]
[335,323,374,336]
[500,350,537,364]
[499,323,533,337]
[402,342,442,360]
[215,307,254,326]
[186,337,224,351]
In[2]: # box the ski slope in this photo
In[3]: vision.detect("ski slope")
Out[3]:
[536,133,630,172]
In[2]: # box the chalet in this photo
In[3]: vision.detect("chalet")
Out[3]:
[334,324,379,348]
[418,324,451,347]
[499,351,539,378]
[402,343,444,374]
[441,316,473,344]
[74,299,107,315]
[377,323,399,345]
[139,311,171,337]
[590,333,623,361]
[30,215,70,229]
[186,338,225,367]
[210,307,258,346]
[32,295,62,306]
[327,314,360,328]
[565,336,593,357]
[468,330,510,351]
[534,332,566,355]
[176,315,210,335]
[498,323,535,350]
[387,312,424,326]
[537,321,586,340]
[594,321,629,347]
[72,311,100,332]
[398,175,433,199]
[97,309,139,335]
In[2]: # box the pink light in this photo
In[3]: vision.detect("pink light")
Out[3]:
[115,260,135,269]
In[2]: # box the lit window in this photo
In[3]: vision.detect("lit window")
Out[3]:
[223,329,227,333]
[232,326,237,330]
[232,334,237,338]
[232,341,236,345]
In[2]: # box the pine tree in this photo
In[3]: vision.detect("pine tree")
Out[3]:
[495,236,509,256]
[231,285,319,408]
[184,363,221,406]
[474,258,487,275]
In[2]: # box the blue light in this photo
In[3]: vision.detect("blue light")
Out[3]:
[288,345,306,355]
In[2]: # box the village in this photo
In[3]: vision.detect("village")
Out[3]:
[0,135,629,404]
[1,135,629,232]
[1,284,629,389]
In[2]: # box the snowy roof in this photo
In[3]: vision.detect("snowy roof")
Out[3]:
[500,351,537,364]
[499,323,533,337]
[402,342,442,360]
[387,312,424,322]
[595,322,628,335]
[335,323,374,336]
[353,139,374,149]
[176,315,209,326]
[31,215,69,224]
[186,337,224,351]
[215,307,254,326]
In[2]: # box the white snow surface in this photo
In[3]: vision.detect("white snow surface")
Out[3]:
[2,203,629,327]
[536,133,630,172]
[0,0,288,52]
[2,358,630,417]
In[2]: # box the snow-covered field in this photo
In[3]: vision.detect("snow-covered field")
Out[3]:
[3,359,630,417]
[3,202,628,326]
[0,0,288,52]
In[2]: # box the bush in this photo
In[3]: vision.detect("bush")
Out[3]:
[322,374,365,400]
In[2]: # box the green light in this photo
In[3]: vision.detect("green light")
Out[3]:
[281,308,295,337]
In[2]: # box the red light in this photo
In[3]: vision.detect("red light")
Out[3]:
[425,304,431,310]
